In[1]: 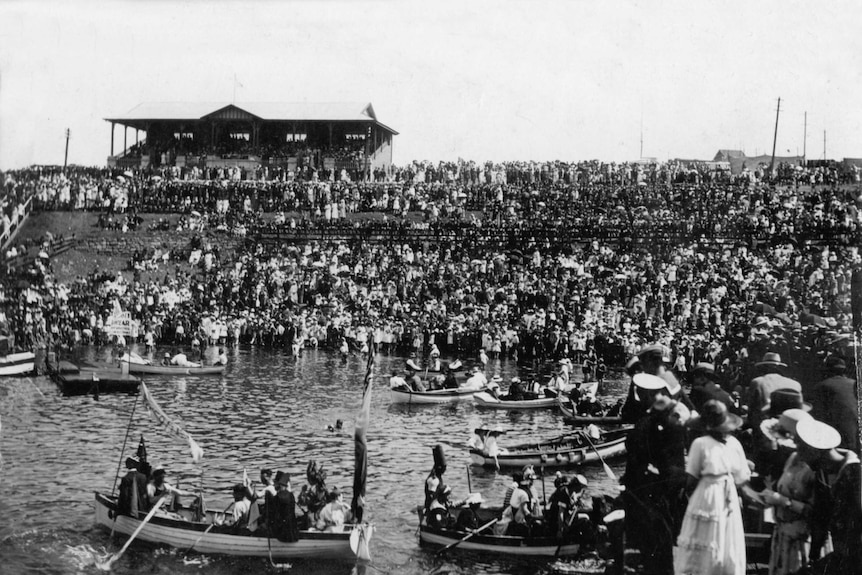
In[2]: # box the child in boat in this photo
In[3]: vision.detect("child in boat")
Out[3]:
[454,493,484,531]
[317,487,349,532]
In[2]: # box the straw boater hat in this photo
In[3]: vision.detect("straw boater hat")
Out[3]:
[692,362,715,376]
[796,419,841,450]
[693,400,743,433]
[637,343,671,362]
[633,373,667,390]
[489,425,506,436]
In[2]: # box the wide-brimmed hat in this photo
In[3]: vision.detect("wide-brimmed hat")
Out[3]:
[637,343,671,362]
[760,408,812,444]
[756,352,787,368]
[275,471,291,487]
[694,399,742,433]
[824,356,847,371]
[796,418,841,450]
[692,362,715,376]
[764,388,811,416]
[464,492,484,506]
[633,373,667,390]
[489,425,506,435]
[567,474,588,491]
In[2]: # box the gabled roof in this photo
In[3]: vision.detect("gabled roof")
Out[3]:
[713,149,746,161]
[105,102,397,134]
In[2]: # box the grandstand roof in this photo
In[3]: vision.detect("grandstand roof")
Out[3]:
[106,102,398,134]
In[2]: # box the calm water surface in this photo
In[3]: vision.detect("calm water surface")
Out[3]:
[0,346,628,575]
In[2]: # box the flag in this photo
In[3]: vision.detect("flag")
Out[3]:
[352,338,374,523]
[140,381,204,463]
[136,435,148,462]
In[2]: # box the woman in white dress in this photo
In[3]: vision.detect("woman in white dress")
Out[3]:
[675,400,750,575]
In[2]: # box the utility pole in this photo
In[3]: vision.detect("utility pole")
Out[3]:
[640,108,644,159]
[823,130,827,161]
[64,128,70,171]
[769,97,781,173]
[802,111,807,164]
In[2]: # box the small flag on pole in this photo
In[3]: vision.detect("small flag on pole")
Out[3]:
[140,381,204,463]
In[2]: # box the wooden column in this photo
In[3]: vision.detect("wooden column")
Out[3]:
[123,126,128,154]
[110,122,115,156]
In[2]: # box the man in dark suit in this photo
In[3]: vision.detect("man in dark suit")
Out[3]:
[689,362,739,415]
[812,356,859,451]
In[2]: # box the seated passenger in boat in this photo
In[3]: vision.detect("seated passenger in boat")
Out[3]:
[162,352,172,366]
[546,474,593,540]
[389,370,409,392]
[298,461,328,528]
[442,364,459,389]
[461,366,487,391]
[227,483,252,530]
[487,375,502,398]
[427,485,462,529]
[454,492,484,531]
[503,466,542,537]
[247,468,275,531]
[425,445,447,511]
[317,487,349,532]
[117,456,150,517]
[170,352,200,368]
[215,347,228,366]
[146,468,196,511]
[266,471,299,542]
[406,367,425,392]
[504,377,526,401]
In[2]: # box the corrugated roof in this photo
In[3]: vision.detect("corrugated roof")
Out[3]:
[105,102,397,133]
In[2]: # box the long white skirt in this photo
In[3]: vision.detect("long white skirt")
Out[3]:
[674,475,746,575]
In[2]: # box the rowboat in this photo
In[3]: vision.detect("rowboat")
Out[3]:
[94,492,363,559]
[558,399,624,425]
[126,363,225,376]
[473,392,558,410]
[0,351,35,376]
[419,508,580,556]
[474,381,599,410]
[390,386,487,404]
[469,427,630,468]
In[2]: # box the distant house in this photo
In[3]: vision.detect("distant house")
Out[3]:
[713,149,746,162]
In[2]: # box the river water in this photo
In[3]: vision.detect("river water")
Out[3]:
[0,346,629,575]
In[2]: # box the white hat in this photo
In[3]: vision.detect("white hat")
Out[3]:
[796,418,841,450]
[633,373,667,390]
[464,492,484,505]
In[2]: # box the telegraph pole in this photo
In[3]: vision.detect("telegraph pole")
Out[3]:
[769,97,780,173]
[64,128,70,172]
[802,111,807,164]
[823,130,827,160]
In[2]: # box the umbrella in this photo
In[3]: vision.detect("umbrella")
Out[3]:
[752,302,776,316]
[191,210,202,218]
[123,170,134,178]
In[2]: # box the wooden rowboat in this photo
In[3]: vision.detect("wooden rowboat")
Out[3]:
[558,398,624,425]
[0,351,35,376]
[419,508,580,556]
[389,386,487,404]
[473,392,558,410]
[469,427,631,469]
[126,363,225,376]
[474,381,599,410]
[94,492,368,560]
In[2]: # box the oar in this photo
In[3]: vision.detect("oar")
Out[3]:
[435,518,498,555]
[580,430,617,481]
[465,464,472,493]
[554,504,579,557]
[97,497,166,571]
[182,503,233,558]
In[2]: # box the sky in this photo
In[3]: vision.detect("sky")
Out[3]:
[0,0,860,169]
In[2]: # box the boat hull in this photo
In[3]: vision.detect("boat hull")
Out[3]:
[419,525,579,556]
[469,428,630,468]
[558,399,624,425]
[473,392,557,410]
[389,387,485,404]
[94,492,358,559]
[127,363,225,376]
[0,352,35,376]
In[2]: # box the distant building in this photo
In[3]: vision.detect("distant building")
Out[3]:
[713,149,746,162]
[105,101,397,176]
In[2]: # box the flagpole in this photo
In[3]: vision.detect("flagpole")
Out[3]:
[110,392,140,497]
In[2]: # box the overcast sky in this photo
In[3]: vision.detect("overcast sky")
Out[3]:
[0,0,860,169]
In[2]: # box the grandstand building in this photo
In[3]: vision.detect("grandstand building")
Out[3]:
[105,102,397,175]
